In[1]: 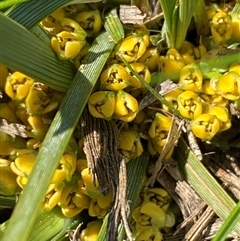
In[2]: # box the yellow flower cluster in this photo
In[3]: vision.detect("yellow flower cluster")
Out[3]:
[3,70,63,140]
[41,5,102,61]
[132,187,176,241]
[157,39,238,141]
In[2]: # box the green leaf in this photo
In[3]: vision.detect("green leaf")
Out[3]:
[159,0,177,48]
[193,0,210,37]
[104,8,125,43]
[174,0,199,49]
[1,31,115,241]
[0,195,16,208]
[4,0,102,29]
[0,0,28,10]
[212,201,240,241]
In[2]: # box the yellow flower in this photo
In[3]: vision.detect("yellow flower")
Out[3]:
[5,72,34,102]
[51,154,77,184]
[10,151,37,177]
[80,220,103,241]
[26,116,49,139]
[138,48,159,72]
[229,64,240,76]
[41,182,65,211]
[88,91,115,119]
[208,106,231,132]
[25,83,58,115]
[193,45,207,60]
[0,159,19,196]
[81,167,102,199]
[126,62,151,89]
[51,31,86,60]
[148,113,172,147]
[0,131,26,156]
[142,187,170,212]
[117,34,149,62]
[119,129,143,160]
[88,199,107,218]
[231,16,240,40]
[162,89,182,112]
[0,103,19,123]
[191,113,220,140]
[212,71,240,100]
[75,10,102,37]
[74,42,91,69]
[133,201,167,230]
[41,8,65,29]
[211,10,232,43]
[114,90,139,122]
[158,49,185,77]
[135,226,163,241]
[58,180,90,218]
[61,18,87,40]
[177,91,202,119]
[100,64,131,91]
[179,64,203,92]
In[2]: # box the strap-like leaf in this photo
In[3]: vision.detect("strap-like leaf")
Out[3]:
[4,0,102,29]
[104,8,125,43]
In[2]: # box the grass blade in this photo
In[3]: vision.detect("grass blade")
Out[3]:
[193,0,210,37]
[0,195,16,208]
[0,0,28,10]
[104,8,125,43]
[1,31,115,241]
[174,137,240,235]
[4,0,101,29]
[212,201,240,241]
[174,0,199,49]
[159,0,177,48]
[0,13,75,91]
